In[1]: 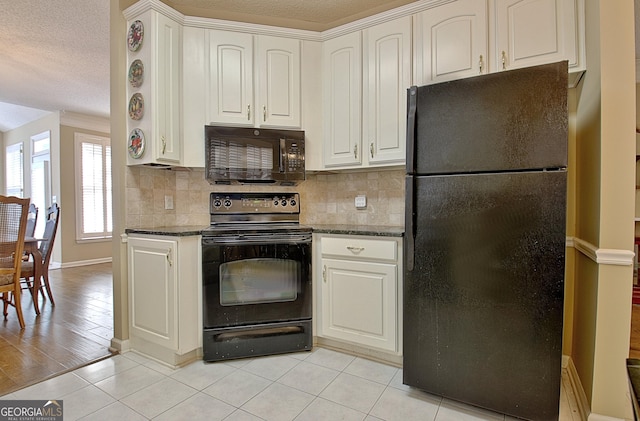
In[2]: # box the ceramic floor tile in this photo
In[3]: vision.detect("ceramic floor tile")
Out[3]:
[153,392,235,421]
[94,365,165,400]
[59,385,116,421]
[344,357,399,385]
[224,409,264,421]
[305,347,356,371]
[202,369,271,407]
[319,372,386,414]
[73,354,139,384]
[369,386,441,421]
[277,361,340,395]
[12,372,89,400]
[295,397,367,421]
[77,401,147,421]
[240,354,300,381]
[170,360,236,390]
[241,382,314,421]
[388,369,411,391]
[120,377,198,419]
[435,398,506,421]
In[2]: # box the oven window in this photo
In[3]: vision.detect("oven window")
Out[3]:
[220,258,300,305]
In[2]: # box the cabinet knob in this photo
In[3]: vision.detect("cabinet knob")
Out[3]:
[354,144,358,159]
[161,136,166,154]
[370,143,374,158]
[263,105,267,122]
[247,104,251,121]
[479,55,484,74]
[501,51,507,70]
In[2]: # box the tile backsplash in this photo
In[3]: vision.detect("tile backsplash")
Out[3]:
[125,167,405,229]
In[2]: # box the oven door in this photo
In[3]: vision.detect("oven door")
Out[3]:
[202,232,312,329]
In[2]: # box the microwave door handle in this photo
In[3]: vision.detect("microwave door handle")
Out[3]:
[279,138,286,173]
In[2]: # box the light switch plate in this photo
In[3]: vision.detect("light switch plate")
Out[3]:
[355,195,367,209]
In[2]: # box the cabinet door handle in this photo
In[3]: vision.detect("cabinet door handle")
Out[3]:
[166,249,173,267]
[263,105,267,122]
[323,265,326,282]
[354,144,358,159]
[247,104,251,121]
[479,54,484,74]
[501,51,507,70]
[346,246,364,253]
[370,143,374,158]
[161,136,166,154]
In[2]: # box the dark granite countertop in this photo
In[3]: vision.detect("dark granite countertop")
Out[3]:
[311,224,404,237]
[125,226,208,237]
[125,224,405,237]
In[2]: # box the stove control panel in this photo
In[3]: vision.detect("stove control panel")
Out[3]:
[210,192,300,214]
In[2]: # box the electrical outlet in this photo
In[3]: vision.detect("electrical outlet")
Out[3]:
[164,195,174,210]
[355,195,367,209]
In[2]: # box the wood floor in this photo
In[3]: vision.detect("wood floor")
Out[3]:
[0,263,114,396]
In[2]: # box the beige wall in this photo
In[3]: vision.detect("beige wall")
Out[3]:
[572,0,636,418]
[59,125,112,265]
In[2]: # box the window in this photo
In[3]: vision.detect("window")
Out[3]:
[31,131,51,239]
[5,142,24,197]
[75,133,112,240]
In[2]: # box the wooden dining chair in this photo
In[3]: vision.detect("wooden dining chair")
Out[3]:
[21,203,60,309]
[0,195,30,329]
[26,203,38,238]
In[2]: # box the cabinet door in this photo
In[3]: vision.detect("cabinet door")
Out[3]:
[208,30,254,126]
[494,0,578,71]
[128,236,178,349]
[365,16,411,165]
[321,258,397,352]
[257,36,301,128]
[155,12,181,162]
[415,0,488,85]
[323,32,362,167]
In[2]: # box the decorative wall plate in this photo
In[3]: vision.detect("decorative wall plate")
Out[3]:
[128,128,145,159]
[128,93,144,120]
[128,59,144,88]
[127,20,144,52]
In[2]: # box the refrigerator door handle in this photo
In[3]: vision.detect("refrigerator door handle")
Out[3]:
[406,86,417,175]
[405,176,415,271]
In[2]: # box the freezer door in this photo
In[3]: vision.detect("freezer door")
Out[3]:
[411,61,568,175]
[403,170,566,421]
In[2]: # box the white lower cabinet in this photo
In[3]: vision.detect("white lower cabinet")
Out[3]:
[127,234,201,365]
[315,234,402,355]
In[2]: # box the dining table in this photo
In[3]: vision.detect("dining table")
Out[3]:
[22,236,43,314]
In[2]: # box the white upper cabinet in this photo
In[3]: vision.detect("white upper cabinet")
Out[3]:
[257,36,301,127]
[494,0,581,77]
[208,30,254,126]
[323,16,411,169]
[126,9,182,166]
[364,16,412,165]
[323,31,363,167]
[208,31,301,128]
[415,0,489,85]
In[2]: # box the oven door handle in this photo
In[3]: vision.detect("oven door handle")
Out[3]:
[203,234,312,245]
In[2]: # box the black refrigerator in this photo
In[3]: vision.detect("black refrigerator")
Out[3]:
[403,61,568,421]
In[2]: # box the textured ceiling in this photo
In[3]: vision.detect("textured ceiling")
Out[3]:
[0,0,417,133]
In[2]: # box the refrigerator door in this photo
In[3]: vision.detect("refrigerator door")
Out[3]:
[408,61,568,175]
[404,170,566,421]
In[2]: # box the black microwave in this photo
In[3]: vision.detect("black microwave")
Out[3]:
[204,126,305,185]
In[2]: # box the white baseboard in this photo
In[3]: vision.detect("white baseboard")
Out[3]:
[110,337,130,354]
[566,355,591,421]
[56,257,112,269]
